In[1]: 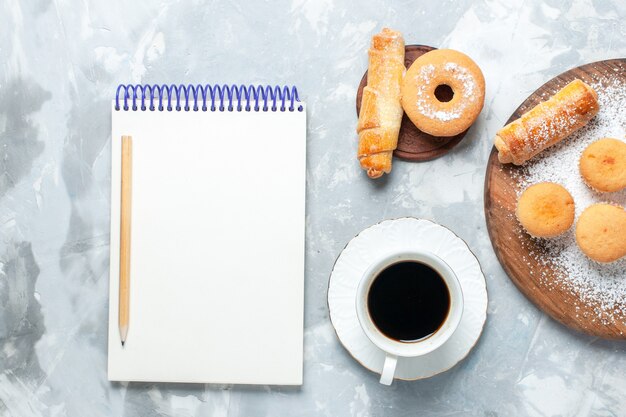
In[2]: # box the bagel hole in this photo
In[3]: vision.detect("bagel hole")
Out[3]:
[434,84,454,102]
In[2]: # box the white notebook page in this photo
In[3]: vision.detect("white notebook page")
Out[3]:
[108,104,306,384]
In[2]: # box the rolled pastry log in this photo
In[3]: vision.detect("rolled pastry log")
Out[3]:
[357,28,405,178]
[495,79,599,165]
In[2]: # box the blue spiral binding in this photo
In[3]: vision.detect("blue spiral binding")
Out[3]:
[115,84,304,113]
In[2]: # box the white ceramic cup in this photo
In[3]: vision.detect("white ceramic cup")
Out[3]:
[356,251,464,385]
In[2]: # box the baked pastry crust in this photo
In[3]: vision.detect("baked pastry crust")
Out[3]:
[495,79,599,165]
[576,203,626,263]
[516,182,575,238]
[579,138,626,192]
[357,28,405,179]
[401,49,485,137]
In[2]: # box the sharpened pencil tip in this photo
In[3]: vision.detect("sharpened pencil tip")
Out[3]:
[121,341,125,347]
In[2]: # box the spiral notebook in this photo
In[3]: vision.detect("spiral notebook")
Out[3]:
[108,84,306,385]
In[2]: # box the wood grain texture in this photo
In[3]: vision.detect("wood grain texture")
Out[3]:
[356,45,468,162]
[119,135,132,345]
[484,59,626,339]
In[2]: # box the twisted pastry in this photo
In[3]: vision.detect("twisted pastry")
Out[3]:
[357,28,405,178]
[495,79,599,165]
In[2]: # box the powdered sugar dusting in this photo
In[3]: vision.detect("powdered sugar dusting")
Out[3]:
[521,90,596,159]
[513,75,626,325]
[413,62,478,122]
[444,62,476,96]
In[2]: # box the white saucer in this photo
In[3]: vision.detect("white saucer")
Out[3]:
[328,218,488,381]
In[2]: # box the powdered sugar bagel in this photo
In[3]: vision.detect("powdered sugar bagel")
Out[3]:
[401,49,485,137]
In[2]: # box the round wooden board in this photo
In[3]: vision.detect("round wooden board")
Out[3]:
[356,45,468,162]
[484,58,626,339]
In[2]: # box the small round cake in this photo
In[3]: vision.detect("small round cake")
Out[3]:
[401,49,485,137]
[579,138,626,192]
[516,182,575,238]
[576,204,626,263]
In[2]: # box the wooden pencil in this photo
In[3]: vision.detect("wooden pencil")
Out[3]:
[119,135,132,346]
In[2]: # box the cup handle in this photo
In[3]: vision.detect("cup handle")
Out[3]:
[379,354,397,385]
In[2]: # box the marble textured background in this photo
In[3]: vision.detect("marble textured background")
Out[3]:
[1,0,625,416]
